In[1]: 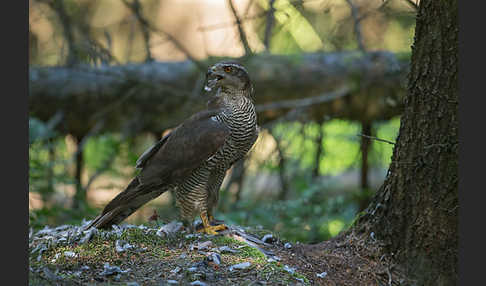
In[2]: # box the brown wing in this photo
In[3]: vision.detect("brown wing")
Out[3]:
[138,108,230,185]
[135,132,171,169]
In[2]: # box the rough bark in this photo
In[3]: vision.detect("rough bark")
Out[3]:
[355,0,458,285]
[358,121,372,212]
[29,52,407,138]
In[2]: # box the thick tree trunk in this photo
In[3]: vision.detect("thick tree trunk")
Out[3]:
[356,0,458,285]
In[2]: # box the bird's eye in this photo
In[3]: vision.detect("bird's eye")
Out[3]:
[224,66,232,73]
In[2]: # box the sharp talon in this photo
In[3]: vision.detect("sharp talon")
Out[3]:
[197,224,228,235]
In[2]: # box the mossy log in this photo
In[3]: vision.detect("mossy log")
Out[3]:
[29,51,408,138]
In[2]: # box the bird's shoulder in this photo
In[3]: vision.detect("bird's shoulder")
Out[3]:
[136,108,230,184]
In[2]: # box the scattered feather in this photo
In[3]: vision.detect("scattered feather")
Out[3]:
[99,262,130,276]
[170,266,181,274]
[115,240,134,253]
[156,221,183,237]
[229,262,251,271]
[262,234,275,244]
[64,251,77,258]
[218,246,239,253]
[190,241,213,251]
[316,271,328,278]
[80,227,97,244]
[208,252,221,265]
[283,265,295,274]
[267,256,281,263]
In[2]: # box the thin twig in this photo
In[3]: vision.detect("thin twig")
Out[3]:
[357,133,396,145]
[197,12,267,32]
[255,87,350,112]
[404,0,419,11]
[227,0,252,56]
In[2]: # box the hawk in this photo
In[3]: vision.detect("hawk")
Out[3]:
[86,62,259,235]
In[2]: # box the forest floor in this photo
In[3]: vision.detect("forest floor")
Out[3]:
[29,220,404,286]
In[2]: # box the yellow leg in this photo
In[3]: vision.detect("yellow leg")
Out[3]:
[197,210,227,235]
[207,210,215,223]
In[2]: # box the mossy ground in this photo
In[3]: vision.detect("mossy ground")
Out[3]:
[29,223,406,285]
[29,226,310,285]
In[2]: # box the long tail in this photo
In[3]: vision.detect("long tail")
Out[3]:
[85,178,167,230]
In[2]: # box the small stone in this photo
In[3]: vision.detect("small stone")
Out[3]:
[190,281,207,286]
[167,280,178,285]
[284,242,292,249]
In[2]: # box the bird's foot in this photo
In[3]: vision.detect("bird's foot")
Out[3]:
[197,224,228,235]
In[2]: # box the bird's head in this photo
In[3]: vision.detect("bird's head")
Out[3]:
[204,62,253,97]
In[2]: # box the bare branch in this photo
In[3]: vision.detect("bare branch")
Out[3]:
[255,87,350,113]
[122,0,153,62]
[263,0,276,51]
[42,0,78,66]
[227,0,252,56]
[197,12,266,32]
[356,133,396,145]
[345,0,366,52]
[122,0,204,69]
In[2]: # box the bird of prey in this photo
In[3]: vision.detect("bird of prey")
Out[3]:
[86,62,259,235]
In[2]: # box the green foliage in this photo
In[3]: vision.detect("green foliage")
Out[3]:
[219,179,358,243]
[268,118,399,176]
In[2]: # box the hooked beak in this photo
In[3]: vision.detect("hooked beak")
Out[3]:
[204,71,224,92]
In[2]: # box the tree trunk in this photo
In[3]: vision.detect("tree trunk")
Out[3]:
[358,121,372,212]
[356,0,458,285]
[72,136,86,210]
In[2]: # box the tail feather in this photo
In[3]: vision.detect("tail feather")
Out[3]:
[85,177,167,230]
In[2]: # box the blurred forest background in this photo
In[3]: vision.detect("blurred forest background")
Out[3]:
[29,0,417,244]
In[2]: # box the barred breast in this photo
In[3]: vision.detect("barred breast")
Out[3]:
[175,96,258,221]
